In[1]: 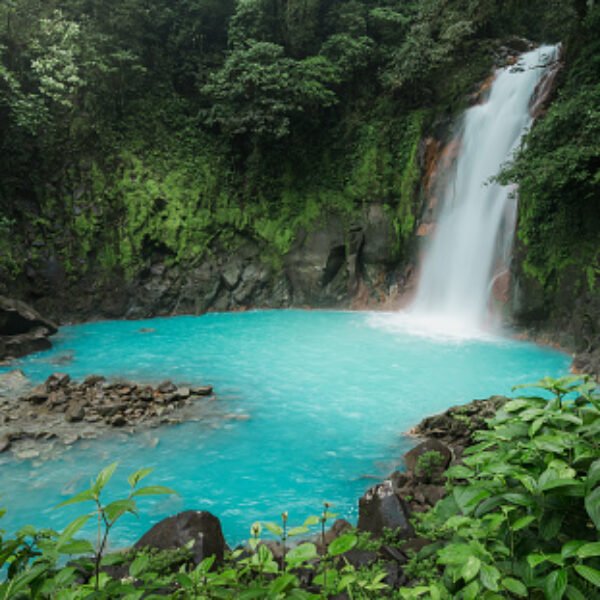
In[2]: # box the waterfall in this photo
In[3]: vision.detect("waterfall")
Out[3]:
[408,45,559,337]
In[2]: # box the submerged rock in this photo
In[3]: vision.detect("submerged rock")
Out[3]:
[1,374,220,461]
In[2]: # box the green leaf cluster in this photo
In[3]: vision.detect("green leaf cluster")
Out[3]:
[401,375,600,599]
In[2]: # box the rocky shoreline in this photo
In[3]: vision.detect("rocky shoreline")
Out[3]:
[89,395,506,593]
[0,371,223,461]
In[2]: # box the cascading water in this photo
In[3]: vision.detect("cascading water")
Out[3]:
[408,45,559,337]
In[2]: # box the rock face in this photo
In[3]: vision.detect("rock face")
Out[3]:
[135,511,226,566]
[1,204,411,323]
[0,296,57,360]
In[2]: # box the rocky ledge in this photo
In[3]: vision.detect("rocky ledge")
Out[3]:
[0,295,57,362]
[0,372,219,461]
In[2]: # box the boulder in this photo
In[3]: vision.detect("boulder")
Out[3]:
[135,510,226,566]
[357,480,413,538]
[403,439,452,479]
[0,296,58,360]
[46,373,71,390]
[0,296,58,336]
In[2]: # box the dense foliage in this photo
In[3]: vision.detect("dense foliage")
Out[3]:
[403,375,600,599]
[500,7,600,294]
[1,376,599,598]
[0,0,590,282]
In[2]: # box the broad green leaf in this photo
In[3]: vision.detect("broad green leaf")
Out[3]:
[104,499,137,522]
[479,563,500,591]
[269,573,298,594]
[539,478,582,493]
[512,515,536,531]
[56,489,95,508]
[502,493,535,508]
[286,542,317,565]
[93,462,119,495]
[461,556,481,582]
[287,525,309,537]
[561,540,586,559]
[502,577,528,597]
[445,465,474,479]
[131,485,177,497]
[551,413,583,426]
[529,417,545,437]
[438,543,472,565]
[263,522,283,536]
[586,459,600,491]
[462,579,480,600]
[196,555,216,573]
[57,539,94,555]
[577,541,600,558]
[303,515,320,526]
[58,514,91,546]
[574,565,600,587]
[453,486,491,513]
[544,569,568,600]
[129,554,150,577]
[328,533,358,556]
[176,572,193,588]
[585,487,600,529]
[127,468,154,488]
[504,399,531,412]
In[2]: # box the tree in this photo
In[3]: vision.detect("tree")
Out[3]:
[203,41,338,139]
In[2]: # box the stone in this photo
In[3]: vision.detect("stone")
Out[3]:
[158,380,177,394]
[421,484,447,507]
[111,415,127,427]
[83,375,105,386]
[26,384,48,404]
[0,435,11,453]
[46,373,71,390]
[134,510,226,566]
[65,403,85,423]
[403,439,452,476]
[341,549,378,569]
[192,385,213,396]
[16,448,40,460]
[176,387,190,399]
[64,433,80,446]
[0,369,30,396]
[357,480,413,538]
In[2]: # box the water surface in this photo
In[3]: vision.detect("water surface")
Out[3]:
[0,310,570,546]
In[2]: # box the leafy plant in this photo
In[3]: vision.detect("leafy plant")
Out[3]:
[400,375,600,599]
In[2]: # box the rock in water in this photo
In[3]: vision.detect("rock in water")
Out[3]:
[357,480,413,538]
[134,511,226,566]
